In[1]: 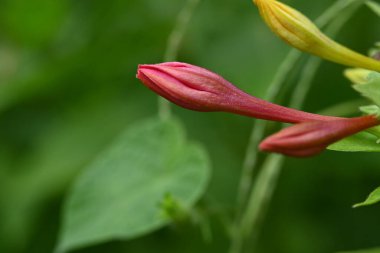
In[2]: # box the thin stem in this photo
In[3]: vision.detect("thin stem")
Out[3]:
[240,154,283,238]
[248,0,364,247]
[158,0,201,120]
[235,0,366,214]
[235,50,300,212]
[230,154,283,253]
[230,1,365,253]
[317,99,367,117]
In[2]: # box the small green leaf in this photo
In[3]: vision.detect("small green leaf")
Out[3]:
[359,105,380,117]
[353,186,380,208]
[353,72,380,106]
[337,248,380,253]
[344,68,372,84]
[367,126,380,139]
[55,117,211,253]
[366,1,380,17]
[328,131,380,152]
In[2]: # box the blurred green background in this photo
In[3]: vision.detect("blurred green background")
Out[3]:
[0,0,379,252]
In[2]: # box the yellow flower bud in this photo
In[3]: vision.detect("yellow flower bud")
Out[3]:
[253,0,380,72]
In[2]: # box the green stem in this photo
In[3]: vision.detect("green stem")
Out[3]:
[235,50,300,213]
[317,99,367,117]
[230,154,283,253]
[158,0,201,120]
[231,1,366,253]
[235,0,366,213]
[240,154,283,238]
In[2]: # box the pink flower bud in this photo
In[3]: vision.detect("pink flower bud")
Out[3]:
[137,62,338,123]
[259,116,380,157]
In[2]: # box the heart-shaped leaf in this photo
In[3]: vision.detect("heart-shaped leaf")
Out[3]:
[55,117,211,253]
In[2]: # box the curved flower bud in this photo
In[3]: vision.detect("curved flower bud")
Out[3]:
[253,0,380,72]
[259,115,380,157]
[137,62,338,123]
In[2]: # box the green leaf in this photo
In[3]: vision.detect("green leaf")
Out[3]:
[353,72,380,106]
[337,248,380,253]
[55,117,211,253]
[353,186,380,208]
[366,1,380,17]
[344,68,372,84]
[359,105,380,117]
[328,131,380,152]
[367,125,380,139]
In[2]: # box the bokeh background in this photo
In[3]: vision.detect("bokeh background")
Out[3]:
[0,0,379,252]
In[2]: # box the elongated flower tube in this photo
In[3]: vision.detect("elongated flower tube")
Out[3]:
[260,115,380,157]
[137,62,338,123]
[253,0,380,72]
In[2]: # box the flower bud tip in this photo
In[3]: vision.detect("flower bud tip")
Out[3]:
[260,116,380,157]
